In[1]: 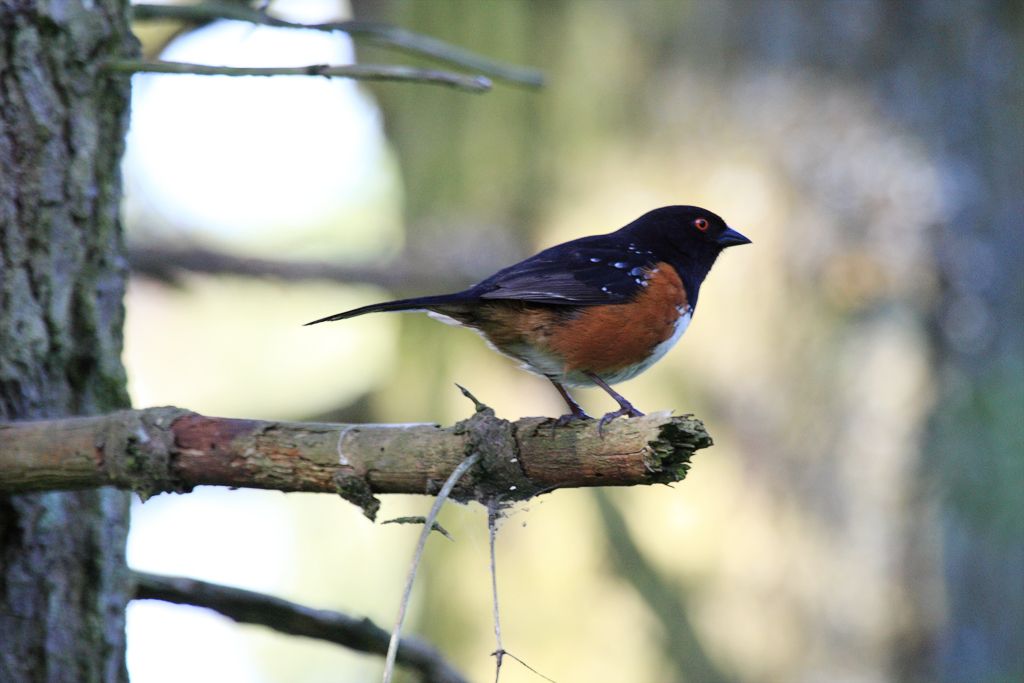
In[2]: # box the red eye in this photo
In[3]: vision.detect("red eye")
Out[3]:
[694,218,709,231]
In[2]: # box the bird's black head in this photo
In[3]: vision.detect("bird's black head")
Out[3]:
[620,205,750,256]
[619,205,750,307]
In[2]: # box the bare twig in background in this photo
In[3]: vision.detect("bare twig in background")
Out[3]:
[132,570,468,683]
[131,2,544,88]
[102,59,491,92]
[126,242,502,292]
[381,453,480,683]
[485,506,555,683]
[592,489,735,683]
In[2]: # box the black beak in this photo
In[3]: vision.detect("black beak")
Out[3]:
[717,227,751,247]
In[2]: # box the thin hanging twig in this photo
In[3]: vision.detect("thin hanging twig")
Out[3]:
[488,503,505,682]
[487,503,557,683]
[381,452,482,683]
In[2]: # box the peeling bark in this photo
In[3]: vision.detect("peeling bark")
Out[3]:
[0,406,713,521]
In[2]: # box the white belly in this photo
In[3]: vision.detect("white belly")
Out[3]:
[438,305,693,388]
[573,307,692,385]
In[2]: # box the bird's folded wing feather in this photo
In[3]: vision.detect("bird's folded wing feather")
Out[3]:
[472,237,654,305]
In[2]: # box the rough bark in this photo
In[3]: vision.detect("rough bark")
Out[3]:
[0,406,712,520]
[0,2,137,682]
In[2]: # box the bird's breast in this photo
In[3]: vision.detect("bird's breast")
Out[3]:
[431,262,693,387]
[548,262,691,385]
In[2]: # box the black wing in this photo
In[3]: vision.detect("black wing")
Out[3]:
[469,234,657,305]
[305,234,658,325]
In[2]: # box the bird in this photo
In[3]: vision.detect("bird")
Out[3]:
[306,205,750,430]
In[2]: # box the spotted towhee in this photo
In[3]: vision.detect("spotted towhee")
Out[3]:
[307,205,750,428]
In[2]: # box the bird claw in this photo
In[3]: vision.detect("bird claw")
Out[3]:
[597,406,644,436]
[546,410,593,435]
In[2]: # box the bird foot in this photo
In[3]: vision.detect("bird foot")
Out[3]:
[597,405,644,436]
[553,410,593,429]
[536,410,592,436]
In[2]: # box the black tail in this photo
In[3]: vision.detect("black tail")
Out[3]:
[304,293,471,326]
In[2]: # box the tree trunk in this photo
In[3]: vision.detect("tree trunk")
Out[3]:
[0,2,137,681]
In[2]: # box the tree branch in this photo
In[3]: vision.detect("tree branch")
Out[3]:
[102,59,491,92]
[130,2,544,88]
[0,403,712,518]
[132,570,468,683]
[126,243,494,291]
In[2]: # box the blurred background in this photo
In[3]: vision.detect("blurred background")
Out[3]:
[122,1,1022,682]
